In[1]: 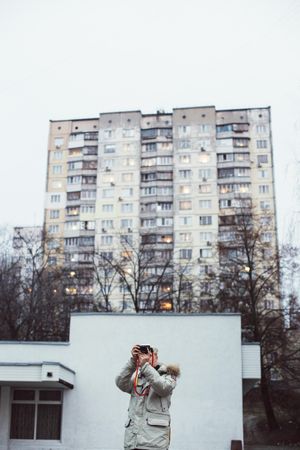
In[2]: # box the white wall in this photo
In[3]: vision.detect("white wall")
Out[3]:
[0,313,244,450]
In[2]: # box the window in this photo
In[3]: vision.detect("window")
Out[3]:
[179,232,192,242]
[122,173,133,182]
[179,200,192,210]
[82,160,97,170]
[179,185,192,194]
[216,124,232,133]
[101,220,114,230]
[123,158,135,166]
[256,125,267,133]
[123,128,135,138]
[67,191,80,200]
[10,389,62,440]
[121,203,133,213]
[157,187,173,195]
[52,165,62,175]
[199,139,210,150]
[84,132,98,141]
[121,219,133,229]
[219,199,232,208]
[157,202,172,211]
[261,232,272,242]
[217,138,233,147]
[260,200,271,209]
[179,249,192,260]
[199,169,211,180]
[144,143,157,152]
[50,210,59,219]
[158,156,173,165]
[119,234,133,247]
[65,237,79,246]
[50,194,61,203]
[54,137,64,148]
[101,235,113,245]
[233,138,248,148]
[259,169,269,178]
[199,248,212,258]
[198,153,210,163]
[256,140,268,149]
[81,205,95,214]
[81,221,95,231]
[178,140,191,149]
[103,188,114,198]
[178,125,191,135]
[235,153,250,162]
[199,184,211,193]
[104,144,116,153]
[69,148,82,157]
[179,216,192,226]
[82,176,96,185]
[65,221,79,231]
[53,151,62,160]
[142,187,156,196]
[259,185,270,194]
[199,265,213,275]
[157,217,173,226]
[179,170,192,179]
[103,129,115,139]
[67,176,81,184]
[141,218,156,228]
[103,159,114,169]
[200,232,212,241]
[199,199,211,208]
[219,183,250,194]
[257,154,268,164]
[199,124,210,133]
[48,225,59,234]
[83,146,97,155]
[199,216,212,225]
[179,155,191,164]
[102,204,114,213]
[121,188,133,197]
[218,153,233,162]
[66,206,79,216]
[51,180,63,189]
[102,174,115,183]
[81,190,96,199]
[236,168,250,177]
[68,161,82,170]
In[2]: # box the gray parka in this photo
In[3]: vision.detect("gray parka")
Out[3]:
[116,358,179,450]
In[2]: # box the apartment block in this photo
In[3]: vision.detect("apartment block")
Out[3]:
[44,106,278,311]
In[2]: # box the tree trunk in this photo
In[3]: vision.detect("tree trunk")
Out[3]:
[260,371,279,431]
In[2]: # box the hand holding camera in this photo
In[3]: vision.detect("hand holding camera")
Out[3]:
[131,345,153,366]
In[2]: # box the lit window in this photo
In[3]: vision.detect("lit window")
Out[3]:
[122,173,133,182]
[199,184,211,193]
[199,154,210,163]
[179,185,191,194]
[123,158,135,166]
[179,201,192,210]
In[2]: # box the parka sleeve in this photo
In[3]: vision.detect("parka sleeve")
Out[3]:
[115,358,136,393]
[140,363,176,397]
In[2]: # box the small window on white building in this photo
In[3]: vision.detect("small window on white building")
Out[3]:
[10,389,62,440]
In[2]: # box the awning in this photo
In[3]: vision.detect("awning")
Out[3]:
[0,361,75,389]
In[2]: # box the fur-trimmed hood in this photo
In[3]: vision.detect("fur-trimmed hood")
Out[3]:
[157,363,181,378]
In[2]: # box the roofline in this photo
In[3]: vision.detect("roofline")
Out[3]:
[0,361,75,374]
[217,106,271,112]
[0,341,69,346]
[173,105,216,111]
[70,312,241,317]
[50,117,98,123]
[100,110,141,115]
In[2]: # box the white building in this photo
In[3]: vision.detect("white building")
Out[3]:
[0,313,260,450]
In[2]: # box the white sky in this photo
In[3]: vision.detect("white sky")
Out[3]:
[0,0,299,243]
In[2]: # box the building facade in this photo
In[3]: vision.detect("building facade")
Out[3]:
[44,106,278,311]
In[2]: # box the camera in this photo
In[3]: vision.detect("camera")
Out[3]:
[138,345,153,354]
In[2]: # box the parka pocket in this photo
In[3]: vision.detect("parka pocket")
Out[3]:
[147,416,169,427]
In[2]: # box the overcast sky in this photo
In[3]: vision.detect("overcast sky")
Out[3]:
[0,0,299,243]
